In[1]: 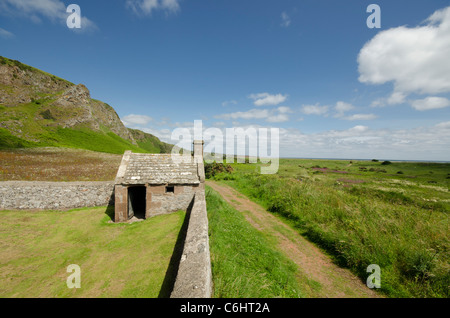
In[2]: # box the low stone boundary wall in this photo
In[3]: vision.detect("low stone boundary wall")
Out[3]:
[171,191,213,298]
[0,181,114,210]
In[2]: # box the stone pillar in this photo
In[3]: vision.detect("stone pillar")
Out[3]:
[114,185,128,222]
[193,140,204,163]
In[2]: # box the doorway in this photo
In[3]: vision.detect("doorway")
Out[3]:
[128,186,146,220]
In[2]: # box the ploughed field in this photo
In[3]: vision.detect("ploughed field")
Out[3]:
[0,147,122,181]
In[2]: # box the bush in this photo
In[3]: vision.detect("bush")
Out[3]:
[40,109,55,120]
[381,161,392,165]
[204,162,233,179]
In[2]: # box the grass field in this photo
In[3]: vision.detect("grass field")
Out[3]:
[0,207,186,297]
[206,185,303,298]
[1,148,448,298]
[209,158,450,298]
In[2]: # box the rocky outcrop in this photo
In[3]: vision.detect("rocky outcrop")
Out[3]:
[48,84,136,143]
[0,57,72,106]
[0,56,137,145]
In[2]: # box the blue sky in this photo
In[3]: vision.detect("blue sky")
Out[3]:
[1,0,450,160]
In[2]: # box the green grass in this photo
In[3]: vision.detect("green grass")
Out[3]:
[128,128,173,154]
[0,96,148,154]
[53,128,146,154]
[205,186,303,298]
[210,159,450,298]
[0,207,186,297]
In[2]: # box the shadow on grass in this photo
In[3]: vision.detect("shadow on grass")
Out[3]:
[157,199,194,298]
[102,197,193,298]
[104,205,115,222]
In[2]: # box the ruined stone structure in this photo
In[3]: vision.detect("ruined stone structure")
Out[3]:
[114,140,205,222]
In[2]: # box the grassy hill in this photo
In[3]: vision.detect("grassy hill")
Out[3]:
[0,56,172,154]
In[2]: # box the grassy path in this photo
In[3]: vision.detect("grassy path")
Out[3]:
[207,180,381,298]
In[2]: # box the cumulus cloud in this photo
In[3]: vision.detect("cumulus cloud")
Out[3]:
[301,103,329,116]
[410,96,450,111]
[126,0,180,16]
[358,6,450,101]
[122,114,153,126]
[138,120,450,160]
[215,106,292,123]
[278,121,450,160]
[335,101,355,114]
[249,93,288,106]
[0,0,97,31]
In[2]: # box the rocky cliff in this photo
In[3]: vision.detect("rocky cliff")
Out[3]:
[0,56,171,153]
[0,56,136,144]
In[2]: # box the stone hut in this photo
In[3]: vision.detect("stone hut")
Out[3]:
[114,140,205,222]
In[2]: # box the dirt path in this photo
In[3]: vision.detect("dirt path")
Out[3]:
[207,180,381,298]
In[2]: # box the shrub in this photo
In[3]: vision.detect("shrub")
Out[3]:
[40,109,55,120]
[204,162,233,179]
[381,161,392,165]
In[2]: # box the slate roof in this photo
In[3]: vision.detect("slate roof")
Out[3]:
[115,152,200,185]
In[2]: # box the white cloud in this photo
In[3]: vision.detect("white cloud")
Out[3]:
[301,103,329,116]
[122,114,153,126]
[126,0,180,16]
[277,106,291,114]
[358,6,450,99]
[349,125,369,133]
[281,12,291,27]
[343,114,378,121]
[215,106,292,123]
[435,121,450,129]
[410,96,450,111]
[0,0,97,31]
[335,101,355,113]
[278,122,450,160]
[217,108,269,121]
[249,93,288,106]
[0,27,14,38]
[135,120,450,160]
[370,92,407,108]
[267,113,289,123]
[222,100,238,107]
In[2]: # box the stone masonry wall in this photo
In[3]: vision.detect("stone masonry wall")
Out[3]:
[0,181,114,210]
[171,190,212,298]
[147,184,198,217]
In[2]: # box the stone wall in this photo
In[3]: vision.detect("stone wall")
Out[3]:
[148,184,198,217]
[0,181,114,210]
[171,190,213,298]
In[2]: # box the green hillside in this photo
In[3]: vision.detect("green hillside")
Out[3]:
[128,128,173,154]
[0,56,172,154]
